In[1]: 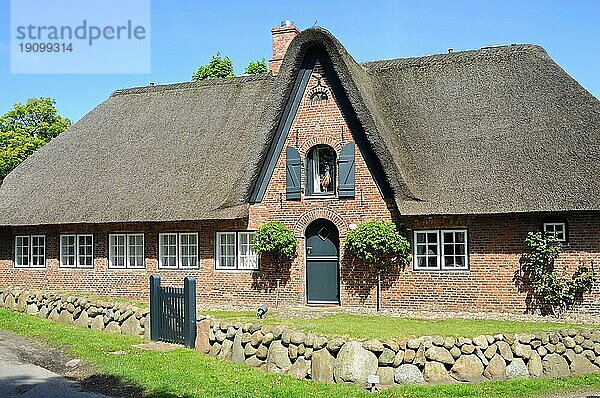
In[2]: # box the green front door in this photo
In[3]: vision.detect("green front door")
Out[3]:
[305,219,340,304]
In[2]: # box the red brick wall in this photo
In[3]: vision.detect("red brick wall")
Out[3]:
[0,219,290,306]
[386,212,600,313]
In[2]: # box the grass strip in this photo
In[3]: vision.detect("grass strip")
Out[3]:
[205,311,595,340]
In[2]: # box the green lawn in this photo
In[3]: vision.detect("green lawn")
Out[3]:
[1,308,600,398]
[205,311,596,340]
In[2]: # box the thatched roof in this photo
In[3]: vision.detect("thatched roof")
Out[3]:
[0,76,274,225]
[0,28,598,225]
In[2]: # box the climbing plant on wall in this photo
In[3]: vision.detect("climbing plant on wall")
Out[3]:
[518,232,594,317]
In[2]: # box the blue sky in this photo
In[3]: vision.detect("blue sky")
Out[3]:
[1,0,599,122]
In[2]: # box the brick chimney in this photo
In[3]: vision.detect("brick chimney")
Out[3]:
[269,19,300,75]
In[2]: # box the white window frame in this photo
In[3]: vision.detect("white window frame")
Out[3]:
[158,232,199,270]
[60,234,94,269]
[14,235,46,268]
[109,233,145,269]
[215,231,259,271]
[413,230,440,271]
[215,232,236,269]
[543,222,567,242]
[413,229,469,272]
[440,229,469,271]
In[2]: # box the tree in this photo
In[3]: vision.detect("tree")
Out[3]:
[192,53,234,81]
[343,220,411,310]
[245,58,268,75]
[0,97,70,183]
[517,232,595,317]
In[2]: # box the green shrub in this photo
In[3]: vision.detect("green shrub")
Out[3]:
[344,220,411,271]
[252,221,297,261]
[245,58,268,75]
[192,53,234,81]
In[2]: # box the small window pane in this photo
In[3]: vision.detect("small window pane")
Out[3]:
[427,244,437,255]
[159,233,178,268]
[416,233,425,244]
[427,232,437,242]
[427,257,437,267]
[443,232,454,243]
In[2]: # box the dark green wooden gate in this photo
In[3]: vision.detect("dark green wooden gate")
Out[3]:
[150,275,196,348]
[306,219,340,304]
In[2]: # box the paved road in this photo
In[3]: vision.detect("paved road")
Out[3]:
[0,341,108,398]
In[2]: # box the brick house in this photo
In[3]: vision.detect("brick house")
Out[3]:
[0,23,599,313]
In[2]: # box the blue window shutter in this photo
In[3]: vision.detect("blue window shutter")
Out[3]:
[286,146,301,200]
[338,141,355,198]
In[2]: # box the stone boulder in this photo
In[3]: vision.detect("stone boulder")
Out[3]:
[423,361,454,383]
[377,367,395,385]
[73,310,90,329]
[195,319,211,354]
[394,364,424,384]
[266,341,291,373]
[287,357,310,379]
[506,358,529,379]
[528,352,543,378]
[311,349,335,383]
[483,354,507,380]
[570,354,600,375]
[231,333,244,364]
[121,315,143,336]
[425,346,455,365]
[218,339,234,360]
[451,354,484,382]
[543,353,570,377]
[378,348,396,366]
[333,341,378,385]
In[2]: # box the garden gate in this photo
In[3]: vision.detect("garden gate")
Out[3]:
[149,275,196,348]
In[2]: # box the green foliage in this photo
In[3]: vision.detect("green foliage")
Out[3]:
[252,221,297,261]
[344,220,411,272]
[519,232,595,317]
[0,97,70,182]
[245,58,268,75]
[192,53,234,80]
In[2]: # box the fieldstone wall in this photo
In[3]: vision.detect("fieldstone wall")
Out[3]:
[197,319,600,386]
[0,287,148,338]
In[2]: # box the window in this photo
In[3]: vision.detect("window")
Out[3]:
[306,145,336,196]
[158,232,198,269]
[60,234,93,268]
[215,231,259,271]
[543,222,567,242]
[14,235,46,268]
[413,229,468,271]
[109,234,145,269]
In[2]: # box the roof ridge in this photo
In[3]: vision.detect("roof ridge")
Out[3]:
[111,73,274,97]
[362,44,547,71]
